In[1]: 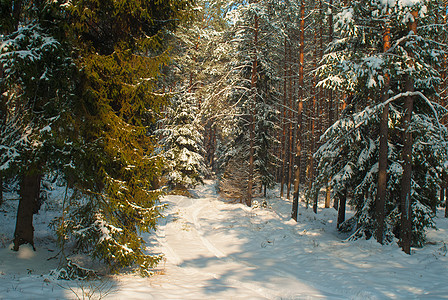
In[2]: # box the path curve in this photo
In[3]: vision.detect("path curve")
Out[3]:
[149,181,330,299]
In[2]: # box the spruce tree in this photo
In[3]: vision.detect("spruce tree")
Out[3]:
[50,0,194,274]
[162,0,232,176]
[315,0,448,248]
[157,91,207,191]
[0,0,76,250]
[219,0,281,205]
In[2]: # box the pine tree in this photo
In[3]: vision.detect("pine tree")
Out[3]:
[315,0,448,248]
[218,0,281,205]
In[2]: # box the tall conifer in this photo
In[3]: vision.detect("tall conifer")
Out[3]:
[51,0,194,274]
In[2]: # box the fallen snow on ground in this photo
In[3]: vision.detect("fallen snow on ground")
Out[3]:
[1,180,448,299]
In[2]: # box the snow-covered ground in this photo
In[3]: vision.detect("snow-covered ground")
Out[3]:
[1,180,448,299]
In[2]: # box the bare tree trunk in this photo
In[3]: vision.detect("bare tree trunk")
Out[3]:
[334,196,339,210]
[13,172,42,251]
[440,179,446,217]
[247,13,259,207]
[337,189,347,229]
[310,4,318,214]
[287,41,294,199]
[445,180,448,218]
[211,125,216,171]
[375,87,389,244]
[292,0,305,221]
[280,38,288,198]
[400,12,417,254]
[0,176,3,206]
[441,0,448,214]
[325,0,334,207]
[442,0,448,121]
[12,0,23,31]
[375,14,391,245]
[292,140,302,221]
[325,184,331,208]
[328,0,334,126]
[400,77,414,254]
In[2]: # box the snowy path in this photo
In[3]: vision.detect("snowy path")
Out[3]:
[111,180,448,300]
[1,180,448,299]
[118,181,333,299]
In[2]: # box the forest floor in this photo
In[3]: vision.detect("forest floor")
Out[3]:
[1,180,448,299]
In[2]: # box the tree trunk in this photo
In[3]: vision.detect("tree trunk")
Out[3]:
[376,106,389,244]
[280,38,288,198]
[442,1,448,218]
[325,183,331,208]
[337,189,347,229]
[443,173,448,218]
[440,179,445,216]
[247,13,259,207]
[442,0,448,123]
[310,7,318,214]
[328,0,334,126]
[325,0,334,207]
[12,0,23,31]
[292,2,305,221]
[375,15,391,245]
[292,140,302,221]
[445,184,448,218]
[400,77,414,255]
[13,172,42,251]
[287,40,294,199]
[0,176,3,206]
[211,125,216,171]
[334,196,339,210]
[399,10,418,255]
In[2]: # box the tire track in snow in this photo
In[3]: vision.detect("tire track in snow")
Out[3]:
[157,196,278,299]
[191,199,226,258]
[186,198,313,298]
[154,217,183,266]
[158,185,343,299]
[185,194,346,299]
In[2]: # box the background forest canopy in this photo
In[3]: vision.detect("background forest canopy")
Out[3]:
[0,0,448,276]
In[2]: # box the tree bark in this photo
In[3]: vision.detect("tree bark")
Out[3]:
[12,0,23,31]
[443,173,448,218]
[399,10,418,255]
[325,0,334,207]
[310,5,318,214]
[13,172,42,251]
[0,176,3,206]
[291,1,305,221]
[445,183,448,218]
[442,0,448,121]
[292,140,302,221]
[337,189,347,229]
[440,178,446,217]
[280,37,288,198]
[400,77,414,254]
[247,12,259,207]
[287,40,294,199]
[325,183,331,208]
[442,1,448,215]
[375,15,391,245]
[334,196,339,210]
[376,103,389,244]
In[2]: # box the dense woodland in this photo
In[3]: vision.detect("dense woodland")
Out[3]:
[1,0,448,275]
